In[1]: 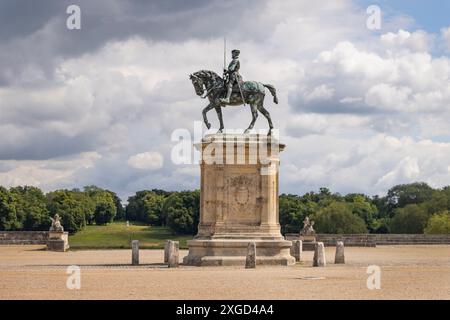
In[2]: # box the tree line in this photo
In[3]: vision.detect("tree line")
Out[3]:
[280,183,450,235]
[0,185,123,233]
[1,182,449,235]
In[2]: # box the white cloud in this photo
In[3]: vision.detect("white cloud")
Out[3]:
[365,83,412,111]
[376,156,420,188]
[305,85,335,101]
[339,96,363,104]
[441,26,450,52]
[295,34,450,133]
[380,29,432,52]
[127,152,164,170]
[0,152,101,190]
[282,134,450,196]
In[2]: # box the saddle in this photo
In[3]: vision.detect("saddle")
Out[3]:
[231,82,244,93]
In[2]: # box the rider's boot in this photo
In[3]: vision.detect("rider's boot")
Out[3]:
[220,86,233,104]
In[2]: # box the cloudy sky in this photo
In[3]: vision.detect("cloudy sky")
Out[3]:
[1,0,450,201]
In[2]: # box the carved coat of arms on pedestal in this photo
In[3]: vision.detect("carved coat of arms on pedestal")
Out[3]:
[226,175,258,223]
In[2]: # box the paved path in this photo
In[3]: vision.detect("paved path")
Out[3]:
[0,245,449,299]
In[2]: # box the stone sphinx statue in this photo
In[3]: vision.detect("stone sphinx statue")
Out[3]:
[300,216,315,236]
[49,214,64,232]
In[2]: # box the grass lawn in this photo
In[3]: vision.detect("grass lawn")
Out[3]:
[69,222,192,250]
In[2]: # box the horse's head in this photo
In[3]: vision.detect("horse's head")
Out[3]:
[189,72,204,96]
[189,70,222,97]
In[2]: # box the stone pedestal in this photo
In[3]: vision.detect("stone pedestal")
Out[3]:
[183,134,295,266]
[47,231,69,252]
[299,235,317,251]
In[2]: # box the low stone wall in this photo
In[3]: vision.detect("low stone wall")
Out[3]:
[0,231,69,251]
[0,231,49,245]
[285,234,450,247]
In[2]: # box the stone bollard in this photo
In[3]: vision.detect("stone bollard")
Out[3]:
[164,240,172,263]
[245,242,256,269]
[131,240,139,265]
[335,241,345,264]
[168,241,179,268]
[313,242,326,267]
[290,240,303,262]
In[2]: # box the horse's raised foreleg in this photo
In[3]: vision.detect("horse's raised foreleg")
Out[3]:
[244,104,258,134]
[202,104,214,129]
[214,106,224,133]
[257,103,274,136]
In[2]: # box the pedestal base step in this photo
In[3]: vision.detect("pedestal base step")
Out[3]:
[47,239,69,252]
[183,239,295,266]
[302,241,317,251]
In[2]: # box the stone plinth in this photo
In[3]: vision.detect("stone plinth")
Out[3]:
[299,235,317,251]
[183,133,295,266]
[164,240,171,263]
[245,242,256,269]
[335,241,345,264]
[290,240,302,262]
[313,242,326,267]
[47,231,69,252]
[168,241,180,268]
[131,240,139,265]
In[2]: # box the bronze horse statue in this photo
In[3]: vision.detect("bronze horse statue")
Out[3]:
[189,70,278,135]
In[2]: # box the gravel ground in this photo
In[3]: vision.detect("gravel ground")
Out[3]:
[0,245,449,300]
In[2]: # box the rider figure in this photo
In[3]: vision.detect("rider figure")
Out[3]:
[220,49,242,104]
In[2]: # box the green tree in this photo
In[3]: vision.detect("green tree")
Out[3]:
[142,192,166,225]
[385,183,434,215]
[279,194,317,233]
[424,211,450,234]
[421,190,449,215]
[10,186,50,231]
[94,200,116,225]
[313,201,368,234]
[82,186,103,224]
[46,190,87,233]
[164,191,200,234]
[346,194,378,232]
[0,187,19,230]
[390,204,428,234]
[108,191,125,220]
[370,218,391,234]
[126,190,168,225]
[83,186,117,225]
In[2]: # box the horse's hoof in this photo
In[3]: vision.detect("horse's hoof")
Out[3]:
[244,129,250,134]
[267,129,272,136]
[206,122,211,130]
[217,129,223,134]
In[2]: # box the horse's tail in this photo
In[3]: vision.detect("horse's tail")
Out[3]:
[263,84,278,104]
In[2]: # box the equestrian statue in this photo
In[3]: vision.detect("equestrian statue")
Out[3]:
[189,48,278,135]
